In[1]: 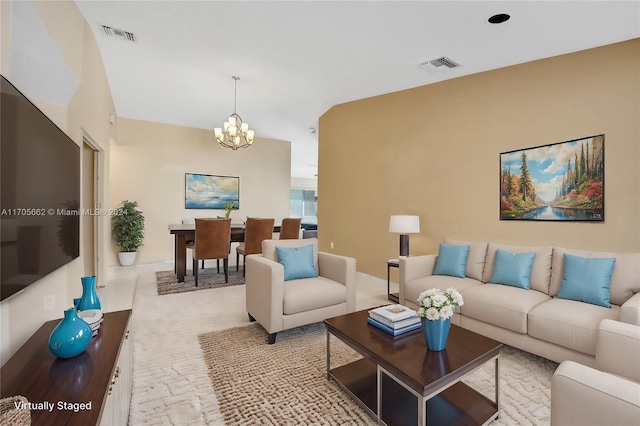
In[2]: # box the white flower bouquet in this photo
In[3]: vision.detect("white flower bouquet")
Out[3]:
[417,288,464,321]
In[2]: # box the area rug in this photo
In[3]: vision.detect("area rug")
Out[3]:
[155,268,244,295]
[198,322,558,425]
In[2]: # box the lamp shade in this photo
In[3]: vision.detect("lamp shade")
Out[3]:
[389,215,420,234]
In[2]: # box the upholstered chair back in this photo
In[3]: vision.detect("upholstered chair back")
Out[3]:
[279,218,302,239]
[193,218,231,260]
[244,218,275,255]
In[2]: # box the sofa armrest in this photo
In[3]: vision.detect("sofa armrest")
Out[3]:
[551,360,640,426]
[596,319,640,383]
[399,255,437,304]
[245,255,285,333]
[318,252,357,313]
[620,292,640,326]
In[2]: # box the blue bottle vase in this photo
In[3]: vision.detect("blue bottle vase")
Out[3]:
[48,308,93,359]
[421,317,451,351]
[78,275,101,311]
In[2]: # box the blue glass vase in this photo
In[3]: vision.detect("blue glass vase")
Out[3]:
[421,317,451,351]
[78,275,101,311]
[48,308,93,358]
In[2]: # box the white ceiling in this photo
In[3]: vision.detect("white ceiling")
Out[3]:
[70,1,639,179]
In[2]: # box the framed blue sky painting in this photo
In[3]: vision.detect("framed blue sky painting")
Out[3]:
[185,173,239,209]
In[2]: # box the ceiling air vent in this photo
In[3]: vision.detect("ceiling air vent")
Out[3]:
[101,25,136,42]
[420,56,462,72]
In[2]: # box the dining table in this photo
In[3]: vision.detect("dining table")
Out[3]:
[168,223,281,282]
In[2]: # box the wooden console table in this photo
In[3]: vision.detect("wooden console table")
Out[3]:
[0,310,132,426]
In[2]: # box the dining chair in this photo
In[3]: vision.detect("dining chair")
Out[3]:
[187,218,231,285]
[236,218,275,276]
[279,218,302,240]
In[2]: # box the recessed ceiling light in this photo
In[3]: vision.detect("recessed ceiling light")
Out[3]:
[488,13,510,24]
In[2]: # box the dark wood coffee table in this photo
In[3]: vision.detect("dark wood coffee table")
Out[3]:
[324,309,503,426]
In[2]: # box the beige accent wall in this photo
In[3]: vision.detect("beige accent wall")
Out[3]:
[1,1,116,364]
[109,118,291,265]
[319,39,640,280]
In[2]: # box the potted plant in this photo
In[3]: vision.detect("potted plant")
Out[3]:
[112,200,145,266]
[217,201,236,219]
[417,287,464,351]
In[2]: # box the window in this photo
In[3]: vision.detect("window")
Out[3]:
[290,189,317,219]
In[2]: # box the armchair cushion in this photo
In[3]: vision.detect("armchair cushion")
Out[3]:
[283,277,347,315]
[276,244,318,281]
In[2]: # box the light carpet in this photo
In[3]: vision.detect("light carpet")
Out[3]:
[155,268,244,295]
[129,264,557,425]
[198,322,558,425]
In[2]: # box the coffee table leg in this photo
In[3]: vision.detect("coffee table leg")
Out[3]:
[495,355,501,418]
[376,366,382,422]
[326,330,331,380]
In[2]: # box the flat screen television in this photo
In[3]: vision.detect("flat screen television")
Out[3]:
[1,75,80,302]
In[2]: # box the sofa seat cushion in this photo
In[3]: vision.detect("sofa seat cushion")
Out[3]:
[461,284,551,334]
[528,298,620,356]
[283,276,346,315]
[405,276,482,309]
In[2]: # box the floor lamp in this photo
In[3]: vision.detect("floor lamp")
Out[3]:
[389,215,420,258]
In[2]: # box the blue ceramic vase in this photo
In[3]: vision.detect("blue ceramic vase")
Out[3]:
[421,317,451,351]
[77,275,101,311]
[48,308,93,358]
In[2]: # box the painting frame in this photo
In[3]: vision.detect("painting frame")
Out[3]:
[499,134,604,222]
[185,173,240,210]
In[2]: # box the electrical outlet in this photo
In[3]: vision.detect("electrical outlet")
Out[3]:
[43,294,56,311]
[330,242,334,249]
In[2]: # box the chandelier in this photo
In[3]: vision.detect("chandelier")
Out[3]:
[214,76,255,150]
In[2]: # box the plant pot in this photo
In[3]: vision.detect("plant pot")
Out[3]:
[118,251,137,266]
[421,317,451,351]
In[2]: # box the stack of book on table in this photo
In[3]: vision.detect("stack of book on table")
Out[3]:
[368,304,421,336]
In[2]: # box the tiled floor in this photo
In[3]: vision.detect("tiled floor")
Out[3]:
[98,261,397,314]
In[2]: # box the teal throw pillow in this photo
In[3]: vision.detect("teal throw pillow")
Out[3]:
[558,253,615,308]
[433,244,470,278]
[489,248,536,289]
[276,244,318,281]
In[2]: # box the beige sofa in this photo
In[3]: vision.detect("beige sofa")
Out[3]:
[245,238,356,343]
[551,319,640,425]
[400,238,640,367]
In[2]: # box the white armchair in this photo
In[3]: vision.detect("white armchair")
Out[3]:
[245,238,356,344]
[551,319,640,425]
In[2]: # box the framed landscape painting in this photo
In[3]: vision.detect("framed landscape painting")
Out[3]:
[500,135,604,221]
[185,173,239,209]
